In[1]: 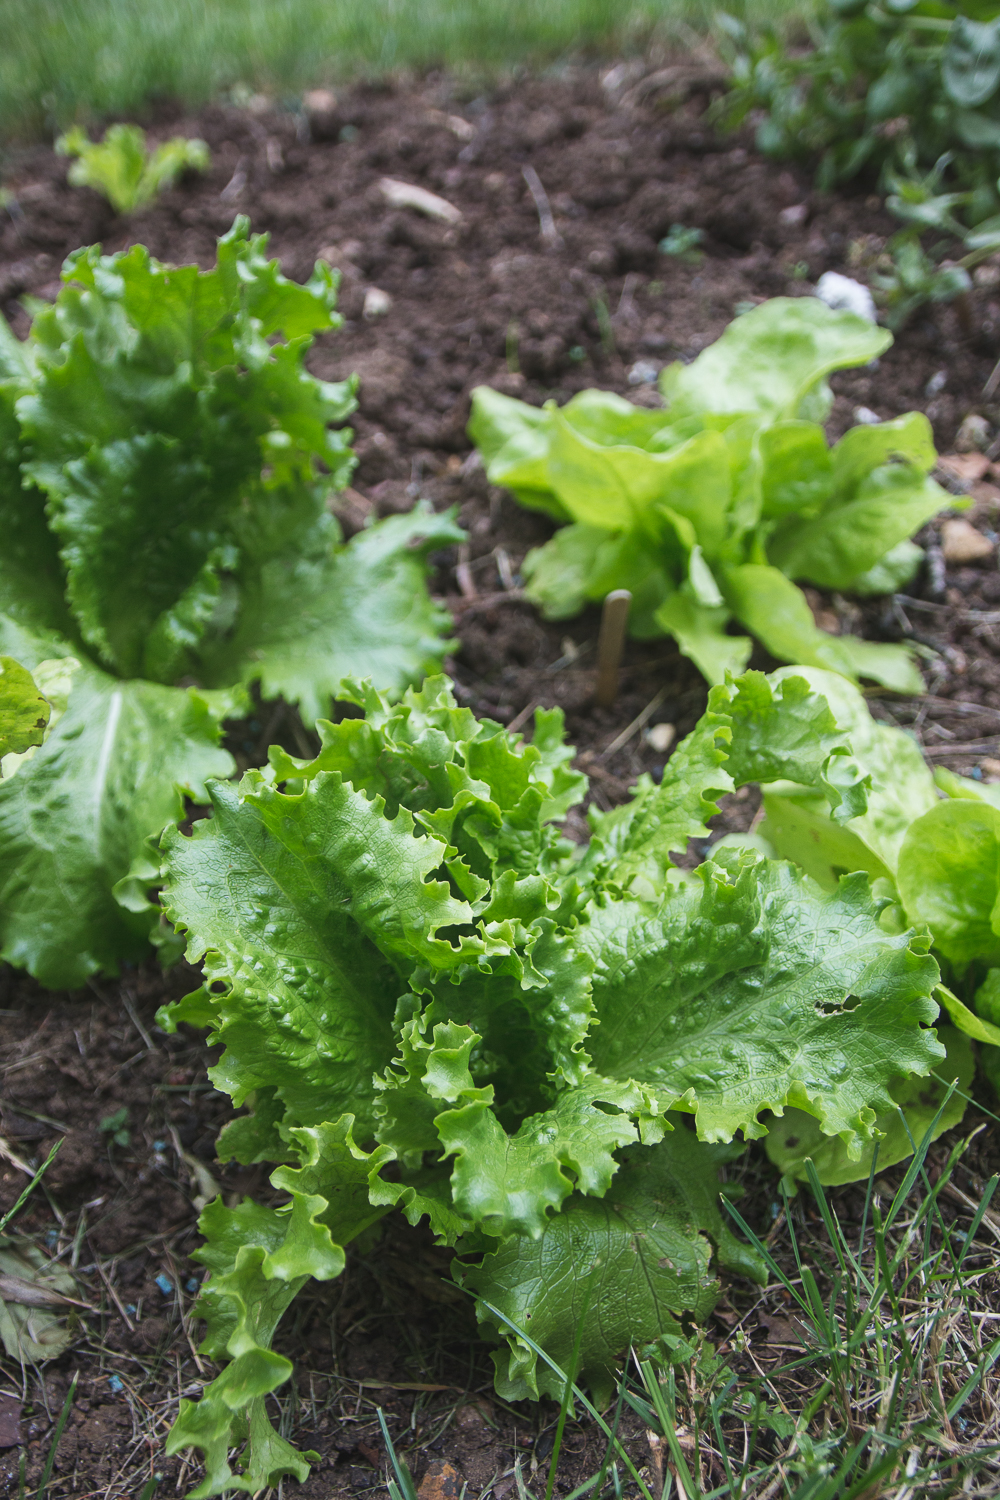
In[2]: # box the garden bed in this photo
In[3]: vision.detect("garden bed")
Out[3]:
[1,63,999,1499]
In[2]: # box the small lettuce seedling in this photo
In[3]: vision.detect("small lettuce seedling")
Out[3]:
[469,297,954,694]
[56,124,210,214]
[658,224,704,263]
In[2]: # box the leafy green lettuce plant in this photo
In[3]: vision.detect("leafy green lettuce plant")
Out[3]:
[718,1,1000,229]
[55,124,210,214]
[0,219,461,987]
[737,664,1000,1177]
[469,298,952,695]
[156,668,946,1495]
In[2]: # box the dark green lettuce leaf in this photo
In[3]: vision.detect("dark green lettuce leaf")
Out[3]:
[0,621,234,988]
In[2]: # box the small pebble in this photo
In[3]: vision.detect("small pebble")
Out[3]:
[186,1277,200,1293]
[363,287,392,319]
[853,406,881,426]
[645,722,676,753]
[108,1375,124,1393]
[955,413,991,453]
[815,271,877,323]
[940,518,994,563]
[154,1274,174,1296]
[925,369,948,396]
[627,359,659,386]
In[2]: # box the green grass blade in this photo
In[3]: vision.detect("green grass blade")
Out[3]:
[37,1372,77,1500]
[0,1140,62,1238]
[477,1300,655,1500]
[377,1408,418,1500]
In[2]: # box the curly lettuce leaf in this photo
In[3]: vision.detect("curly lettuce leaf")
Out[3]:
[587,670,869,894]
[659,298,890,423]
[764,1026,973,1188]
[161,664,952,1490]
[17,223,356,684]
[269,674,586,887]
[456,1130,765,1406]
[760,667,938,886]
[582,851,942,1151]
[198,505,463,723]
[160,769,487,1133]
[167,1133,371,1497]
[380,1017,650,1240]
[0,626,234,988]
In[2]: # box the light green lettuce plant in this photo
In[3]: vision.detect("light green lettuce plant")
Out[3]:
[0,219,461,987]
[156,668,948,1495]
[56,124,210,214]
[469,298,956,695]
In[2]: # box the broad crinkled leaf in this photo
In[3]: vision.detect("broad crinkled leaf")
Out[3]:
[198,506,464,723]
[456,1130,765,1405]
[765,1026,973,1187]
[0,625,234,988]
[581,852,942,1150]
[160,770,483,1133]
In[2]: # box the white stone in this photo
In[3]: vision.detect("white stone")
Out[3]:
[940,518,995,563]
[814,271,877,323]
[363,287,393,319]
[627,359,659,386]
[645,722,676,753]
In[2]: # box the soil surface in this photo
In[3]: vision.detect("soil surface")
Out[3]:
[2,64,1000,1500]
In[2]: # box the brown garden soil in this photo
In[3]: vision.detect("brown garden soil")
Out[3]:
[1,62,1000,1500]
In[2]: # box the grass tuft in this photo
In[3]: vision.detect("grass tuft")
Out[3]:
[0,0,810,144]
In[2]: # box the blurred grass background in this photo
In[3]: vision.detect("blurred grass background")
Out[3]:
[1,0,807,142]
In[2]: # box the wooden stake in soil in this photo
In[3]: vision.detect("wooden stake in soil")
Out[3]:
[595,590,631,709]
